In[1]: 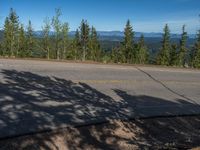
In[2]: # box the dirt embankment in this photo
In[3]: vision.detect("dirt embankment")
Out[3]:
[0,116,200,150]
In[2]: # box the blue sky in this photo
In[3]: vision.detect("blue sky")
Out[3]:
[0,0,199,33]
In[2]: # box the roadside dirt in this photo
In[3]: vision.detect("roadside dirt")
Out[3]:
[0,116,199,150]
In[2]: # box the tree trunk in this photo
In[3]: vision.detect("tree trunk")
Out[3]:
[47,47,50,60]
[83,45,86,61]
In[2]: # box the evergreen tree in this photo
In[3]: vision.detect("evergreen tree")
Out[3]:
[52,8,62,60]
[137,34,148,64]
[72,29,81,60]
[61,22,69,59]
[42,17,51,59]
[170,43,178,66]
[111,47,117,63]
[80,19,90,61]
[111,47,122,63]
[5,8,19,57]
[157,24,171,65]
[0,42,2,56]
[0,43,2,56]
[122,19,134,63]
[3,17,11,56]
[89,26,101,61]
[10,8,19,57]
[191,30,200,68]
[177,25,188,67]
[18,24,26,57]
[26,20,34,57]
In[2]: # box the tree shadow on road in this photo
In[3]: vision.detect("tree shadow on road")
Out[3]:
[0,69,200,149]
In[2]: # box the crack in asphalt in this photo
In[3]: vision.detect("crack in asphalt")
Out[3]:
[135,67,199,106]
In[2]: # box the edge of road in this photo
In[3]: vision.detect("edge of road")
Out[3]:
[0,57,200,72]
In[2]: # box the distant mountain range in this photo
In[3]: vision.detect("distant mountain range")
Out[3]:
[0,30,196,41]
[0,30,196,53]
[33,31,196,40]
[0,30,196,42]
[98,31,192,39]
[96,31,196,39]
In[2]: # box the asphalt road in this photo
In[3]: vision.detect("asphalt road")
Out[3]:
[0,59,200,138]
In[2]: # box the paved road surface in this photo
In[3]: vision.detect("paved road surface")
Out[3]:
[0,59,200,138]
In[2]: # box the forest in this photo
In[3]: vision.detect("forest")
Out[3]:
[0,8,200,68]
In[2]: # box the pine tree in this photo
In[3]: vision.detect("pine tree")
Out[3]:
[10,8,19,57]
[18,24,26,57]
[72,29,81,60]
[26,20,34,57]
[137,34,148,64]
[89,26,101,61]
[157,24,170,65]
[3,17,11,56]
[111,47,118,63]
[3,9,19,57]
[122,19,134,63]
[80,19,90,61]
[52,8,62,60]
[61,22,69,59]
[177,25,188,67]
[0,43,2,56]
[170,43,178,66]
[191,30,200,68]
[0,42,3,56]
[42,17,51,59]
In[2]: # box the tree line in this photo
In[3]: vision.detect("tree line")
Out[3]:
[0,8,101,61]
[0,8,200,68]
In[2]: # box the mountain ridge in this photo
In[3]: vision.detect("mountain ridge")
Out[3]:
[33,30,196,39]
[0,30,196,42]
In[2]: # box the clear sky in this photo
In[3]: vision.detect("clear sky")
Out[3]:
[0,0,199,34]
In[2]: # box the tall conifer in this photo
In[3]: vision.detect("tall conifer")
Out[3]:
[177,25,188,67]
[18,24,26,57]
[72,29,81,60]
[89,26,101,61]
[26,20,34,57]
[191,30,200,68]
[137,34,148,64]
[157,24,170,65]
[80,19,90,61]
[122,20,134,63]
